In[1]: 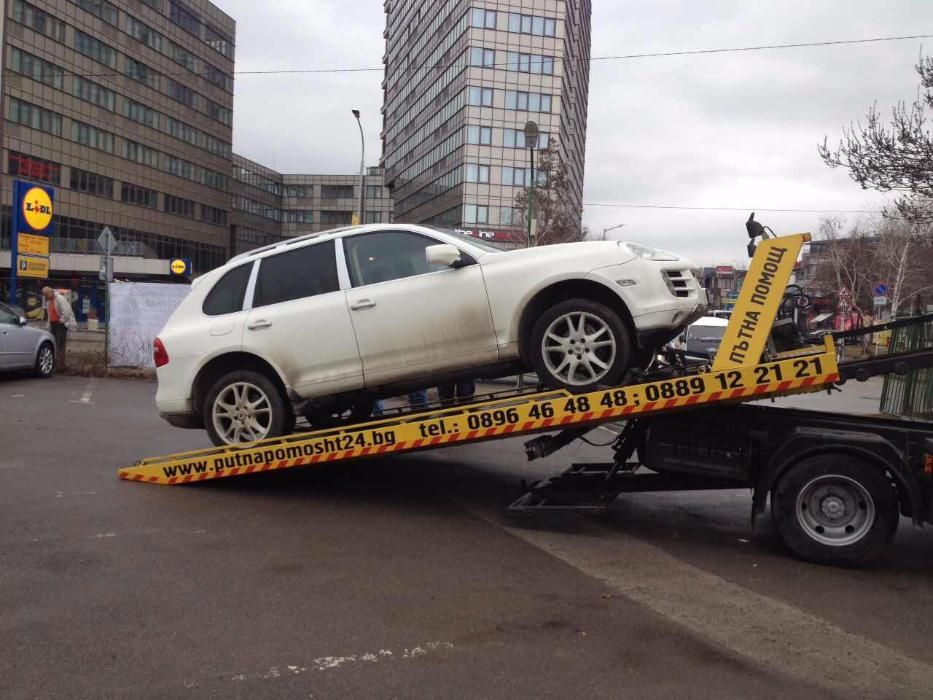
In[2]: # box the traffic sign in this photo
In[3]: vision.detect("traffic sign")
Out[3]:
[874,283,888,296]
[97,226,116,254]
[874,295,888,307]
[99,256,113,283]
[18,255,49,279]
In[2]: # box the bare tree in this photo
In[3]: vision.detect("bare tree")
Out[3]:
[875,217,933,315]
[810,216,878,318]
[819,54,933,223]
[512,139,582,246]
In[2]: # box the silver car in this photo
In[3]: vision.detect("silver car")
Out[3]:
[0,301,56,377]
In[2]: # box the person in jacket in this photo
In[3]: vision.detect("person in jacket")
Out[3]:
[42,287,77,368]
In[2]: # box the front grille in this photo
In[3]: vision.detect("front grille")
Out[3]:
[663,270,691,298]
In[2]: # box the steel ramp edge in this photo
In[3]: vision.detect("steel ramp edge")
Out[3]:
[119,345,840,486]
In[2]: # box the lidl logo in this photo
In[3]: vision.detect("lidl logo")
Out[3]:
[170,258,189,276]
[22,186,53,232]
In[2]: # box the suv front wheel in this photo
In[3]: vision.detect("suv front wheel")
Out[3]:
[529,298,631,392]
[203,369,292,446]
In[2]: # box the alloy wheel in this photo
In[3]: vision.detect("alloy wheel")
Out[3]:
[38,346,54,375]
[211,381,273,444]
[541,311,617,386]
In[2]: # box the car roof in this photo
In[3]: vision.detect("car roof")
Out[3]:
[691,316,731,327]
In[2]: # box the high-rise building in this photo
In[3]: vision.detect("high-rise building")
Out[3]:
[231,154,393,256]
[381,0,591,245]
[0,0,236,297]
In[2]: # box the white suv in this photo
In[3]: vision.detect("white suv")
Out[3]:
[155,224,706,445]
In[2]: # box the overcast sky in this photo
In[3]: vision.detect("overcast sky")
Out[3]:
[214,0,933,265]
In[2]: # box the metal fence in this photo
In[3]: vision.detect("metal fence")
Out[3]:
[2,277,108,327]
[880,316,933,417]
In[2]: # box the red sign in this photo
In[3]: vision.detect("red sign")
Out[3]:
[716,266,734,274]
[455,227,517,242]
[9,152,61,185]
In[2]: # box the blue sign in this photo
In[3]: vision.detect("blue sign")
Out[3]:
[874,283,888,296]
[10,180,55,304]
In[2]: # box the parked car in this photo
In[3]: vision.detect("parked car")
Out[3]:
[709,309,732,320]
[671,316,730,362]
[154,224,707,445]
[0,301,56,377]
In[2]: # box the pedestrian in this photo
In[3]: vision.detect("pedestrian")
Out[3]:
[42,287,77,368]
[437,379,476,405]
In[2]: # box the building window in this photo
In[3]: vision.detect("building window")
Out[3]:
[166,156,194,180]
[7,99,62,136]
[9,151,61,185]
[321,185,355,199]
[141,0,163,10]
[468,86,494,107]
[12,0,65,42]
[169,1,201,35]
[10,48,63,90]
[504,91,552,113]
[163,194,196,218]
[74,30,116,67]
[463,204,488,224]
[508,13,556,37]
[172,42,198,72]
[365,185,384,200]
[123,140,159,167]
[466,125,492,145]
[121,183,158,209]
[206,99,232,126]
[506,52,555,74]
[500,207,517,226]
[470,47,496,68]
[503,128,549,149]
[201,205,228,226]
[127,16,163,51]
[125,57,159,89]
[73,76,116,111]
[204,23,234,59]
[320,211,353,225]
[72,121,115,153]
[74,0,118,25]
[285,186,311,198]
[364,211,388,224]
[203,170,228,190]
[204,63,232,91]
[166,79,196,107]
[70,168,114,197]
[465,164,490,183]
[470,8,496,29]
[124,99,160,128]
[286,210,314,223]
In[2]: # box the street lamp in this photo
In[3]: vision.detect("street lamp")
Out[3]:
[352,109,365,226]
[523,120,539,247]
[602,222,626,238]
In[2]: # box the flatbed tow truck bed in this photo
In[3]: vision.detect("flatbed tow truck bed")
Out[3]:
[119,230,933,566]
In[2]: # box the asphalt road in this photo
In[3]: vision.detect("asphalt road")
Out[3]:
[1,374,931,698]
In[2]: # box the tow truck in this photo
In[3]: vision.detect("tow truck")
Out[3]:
[120,218,933,567]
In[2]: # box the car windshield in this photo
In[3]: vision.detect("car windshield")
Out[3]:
[424,227,508,253]
[690,325,726,341]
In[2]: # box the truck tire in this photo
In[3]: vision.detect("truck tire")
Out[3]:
[770,454,898,567]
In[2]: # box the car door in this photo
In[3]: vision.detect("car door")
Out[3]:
[0,303,32,369]
[342,230,498,387]
[242,239,363,398]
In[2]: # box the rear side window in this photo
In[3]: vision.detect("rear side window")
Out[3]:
[202,263,252,316]
[254,241,340,307]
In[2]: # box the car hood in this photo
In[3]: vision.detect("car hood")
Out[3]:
[477,240,638,267]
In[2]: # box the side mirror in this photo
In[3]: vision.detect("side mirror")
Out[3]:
[426,244,462,268]
[19,317,27,326]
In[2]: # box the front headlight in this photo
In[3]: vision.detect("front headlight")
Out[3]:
[619,242,680,261]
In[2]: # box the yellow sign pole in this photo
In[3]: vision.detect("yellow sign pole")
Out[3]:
[712,233,810,371]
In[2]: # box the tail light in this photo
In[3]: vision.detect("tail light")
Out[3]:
[153,337,169,368]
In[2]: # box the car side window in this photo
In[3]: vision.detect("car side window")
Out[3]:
[344,231,470,287]
[254,240,340,307]
[202,263,252,316]
[0,302,22,324]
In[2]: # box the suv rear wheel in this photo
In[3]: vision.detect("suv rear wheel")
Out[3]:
[203,369,292,447]
[529,298,631,392]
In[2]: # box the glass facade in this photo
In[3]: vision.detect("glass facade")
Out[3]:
[381,0,592,245]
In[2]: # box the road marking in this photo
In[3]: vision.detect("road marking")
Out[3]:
[69,378,96,404]
[467,507,933,697]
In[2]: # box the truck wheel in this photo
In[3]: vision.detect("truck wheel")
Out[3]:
[203,370,292,447]
[529,298,631,393]
[770,455,898,567]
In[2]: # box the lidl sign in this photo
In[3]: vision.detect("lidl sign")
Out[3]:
[170,258,192,277]
[22,186,54,232]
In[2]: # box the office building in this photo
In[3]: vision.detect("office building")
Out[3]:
[381,0,591,244]
[0,0,236,298]
[231,154,393,256]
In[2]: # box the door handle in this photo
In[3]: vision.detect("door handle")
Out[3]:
[350,299,377,311]
[247,320,272,330]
